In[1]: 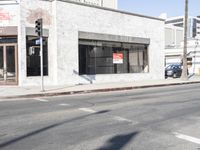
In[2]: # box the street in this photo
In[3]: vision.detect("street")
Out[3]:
[0,84,200,150]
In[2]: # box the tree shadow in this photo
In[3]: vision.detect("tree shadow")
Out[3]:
[0,110,110,149]
[96,131,139,150]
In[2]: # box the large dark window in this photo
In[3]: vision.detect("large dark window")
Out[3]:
[79,40,148,75]
[26,36,48,76]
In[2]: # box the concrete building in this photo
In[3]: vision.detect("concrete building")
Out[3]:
[164,24,183,65]
[165,24,184,49]
[164,24,200,75]
[0,0,164,86]
[165,16,200,38]
[165,38,200,75]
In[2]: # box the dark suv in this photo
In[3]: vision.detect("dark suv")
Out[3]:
[165,64,182,78]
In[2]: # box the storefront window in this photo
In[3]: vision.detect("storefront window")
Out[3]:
[79,40,148,75]
[26,36,48,76]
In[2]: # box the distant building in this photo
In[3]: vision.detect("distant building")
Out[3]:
[165,25,184,48]
[68,0,117,9]
[164,17,200,75]
[165,16,200,38]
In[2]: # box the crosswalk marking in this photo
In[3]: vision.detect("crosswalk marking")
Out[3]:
[59,103,70,106]
[174,132,200,144]
[113,116,138,125]
[113,116,133,123]
[34,98,49,102]
[78,108,97,113]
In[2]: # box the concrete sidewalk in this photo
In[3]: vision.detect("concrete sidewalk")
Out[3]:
[1,76,200,99]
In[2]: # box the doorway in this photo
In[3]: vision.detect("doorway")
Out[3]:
[0,44,18,85]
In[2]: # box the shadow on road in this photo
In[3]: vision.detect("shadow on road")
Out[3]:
[96,131,139,150]
[0,110,110,149]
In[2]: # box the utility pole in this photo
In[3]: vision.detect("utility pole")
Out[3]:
[181,0,188,80]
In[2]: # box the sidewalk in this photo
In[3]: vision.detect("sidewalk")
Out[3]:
[1,75,200,99]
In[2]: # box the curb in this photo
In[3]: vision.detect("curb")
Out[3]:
[1,80,200,100]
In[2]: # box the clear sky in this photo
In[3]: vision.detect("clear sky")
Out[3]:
[118,0,200,18]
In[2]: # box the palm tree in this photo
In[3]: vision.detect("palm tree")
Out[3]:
[181,0,188,80]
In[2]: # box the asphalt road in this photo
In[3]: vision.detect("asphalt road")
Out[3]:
[1,84,200,150]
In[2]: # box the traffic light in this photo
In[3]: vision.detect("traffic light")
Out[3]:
[35,18,43,36]
[187,57,192,66]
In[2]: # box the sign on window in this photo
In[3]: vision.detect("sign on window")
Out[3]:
[113,53,123,64]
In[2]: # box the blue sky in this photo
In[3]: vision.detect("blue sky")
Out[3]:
[118,0,200,18]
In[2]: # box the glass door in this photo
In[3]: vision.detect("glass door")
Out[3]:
[0,44,17,85]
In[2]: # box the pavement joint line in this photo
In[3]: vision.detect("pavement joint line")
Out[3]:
[173,132,200,145]
[78,108,97,113]
[34,98,49,102]
[59,103,70,106]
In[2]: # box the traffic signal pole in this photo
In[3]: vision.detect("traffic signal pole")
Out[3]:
[40,36,44,92]
[35,18,44,91]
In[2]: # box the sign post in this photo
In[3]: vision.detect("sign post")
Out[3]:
[40,35,44,92]
[35,18,44,92]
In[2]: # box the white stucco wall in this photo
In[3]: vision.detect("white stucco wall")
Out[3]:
[0,4,19,26]
[55,1,165,85]
[19,0,56,86]
[19,0,164,86]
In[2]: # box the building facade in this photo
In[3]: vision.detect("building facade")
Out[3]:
[164,23,200,75]
[165,24,184,48]
[0,0,164,86]
[165,16,200,38]
[165,38,200,75]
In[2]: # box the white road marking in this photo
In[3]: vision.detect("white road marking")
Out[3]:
[78,108,97,113]
[173,132,200,144]
[59,103,70,106]
[113,116,135,124]
[34,98,49,102]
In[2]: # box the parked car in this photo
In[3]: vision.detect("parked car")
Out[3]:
[165,64,182,78]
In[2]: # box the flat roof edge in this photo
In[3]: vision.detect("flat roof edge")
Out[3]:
[52,0,164,21]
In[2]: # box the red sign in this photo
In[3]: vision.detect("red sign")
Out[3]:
[113,53,123,64]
